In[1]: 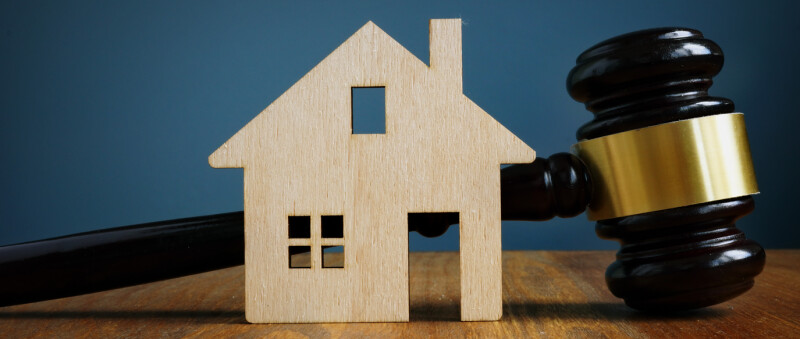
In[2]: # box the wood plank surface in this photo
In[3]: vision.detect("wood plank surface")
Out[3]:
[0,250,797,338]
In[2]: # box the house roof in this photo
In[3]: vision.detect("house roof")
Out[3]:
[209,20,534,168]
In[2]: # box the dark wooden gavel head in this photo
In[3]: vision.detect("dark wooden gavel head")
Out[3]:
[566,27,765,311]
[413,27,765,312]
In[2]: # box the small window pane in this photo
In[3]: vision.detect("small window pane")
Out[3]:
[288,216,310,239]
[321,215,344,238]
[289,246,311,268]
[322,246,344,268]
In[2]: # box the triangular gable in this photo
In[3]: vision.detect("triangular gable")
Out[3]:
[210,20,534,168]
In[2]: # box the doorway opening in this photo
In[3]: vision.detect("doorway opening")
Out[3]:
[407,212,460,321]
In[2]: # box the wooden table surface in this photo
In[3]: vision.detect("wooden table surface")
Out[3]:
[0,250,797,338]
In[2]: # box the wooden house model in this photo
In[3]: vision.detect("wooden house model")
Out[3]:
[209,19,535,323]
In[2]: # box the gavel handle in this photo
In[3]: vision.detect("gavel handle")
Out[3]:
[0,153,590,307]
[0,212,245,307]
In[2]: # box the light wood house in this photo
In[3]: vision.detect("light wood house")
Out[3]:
[209,19,534,323]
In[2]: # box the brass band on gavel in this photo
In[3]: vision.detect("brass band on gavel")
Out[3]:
[572,113,759,220]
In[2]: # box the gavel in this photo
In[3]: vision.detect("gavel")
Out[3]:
[0,27,764,312]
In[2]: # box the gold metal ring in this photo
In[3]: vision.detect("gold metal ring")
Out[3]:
[571,113,759,221]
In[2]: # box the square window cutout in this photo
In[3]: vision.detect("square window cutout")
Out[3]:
[322,246,344,268]
[288,216,310,239]
[289,246,311,268]
[321,215,344,238]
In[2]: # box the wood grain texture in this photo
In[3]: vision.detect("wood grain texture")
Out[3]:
[208,19,533,322]
[1,250,797,338]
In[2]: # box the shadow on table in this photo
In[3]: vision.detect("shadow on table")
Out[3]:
[410,302,461,321]
[504,302,730,321]
[409,301,730,322]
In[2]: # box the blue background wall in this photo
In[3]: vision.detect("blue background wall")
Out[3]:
[2,1,798,250]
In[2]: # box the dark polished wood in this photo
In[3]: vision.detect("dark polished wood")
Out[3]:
[1,251,796,337]
[596,197,764,311]
[501,152,591,221]
[567,27,733,140]
[0,212,244,307]
[565,27,765,311]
